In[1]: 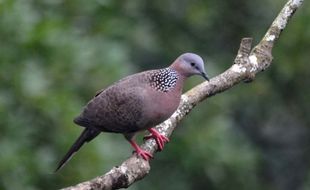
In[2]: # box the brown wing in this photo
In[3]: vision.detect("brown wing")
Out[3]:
[75,77,149,133]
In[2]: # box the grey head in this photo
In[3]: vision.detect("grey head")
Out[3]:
[171,53,209,81]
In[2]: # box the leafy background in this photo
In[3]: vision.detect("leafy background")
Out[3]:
[0,0,309,190]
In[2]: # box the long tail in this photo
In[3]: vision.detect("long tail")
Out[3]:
[55,127,100,172]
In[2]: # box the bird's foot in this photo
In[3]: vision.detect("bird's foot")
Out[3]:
[129,139,153,161]
[144,128,170,151]
[134,148,153,161]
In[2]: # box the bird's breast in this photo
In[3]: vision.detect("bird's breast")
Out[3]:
[141,86,182,128]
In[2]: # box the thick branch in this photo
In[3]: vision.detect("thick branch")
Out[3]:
[61,0,304,189]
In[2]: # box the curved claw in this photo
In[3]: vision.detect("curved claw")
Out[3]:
[129,139,153,161]
[143,128,170,151]
[135,149,153,161]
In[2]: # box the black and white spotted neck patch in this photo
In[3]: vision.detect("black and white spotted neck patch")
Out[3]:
[150,68,179,92]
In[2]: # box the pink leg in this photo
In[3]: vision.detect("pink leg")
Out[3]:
[143,128,170,151]
[129,140,153,161]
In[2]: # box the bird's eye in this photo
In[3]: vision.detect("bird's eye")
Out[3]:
[190,62,195,66]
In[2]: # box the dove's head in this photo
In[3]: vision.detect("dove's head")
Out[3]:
[171,53,209,81]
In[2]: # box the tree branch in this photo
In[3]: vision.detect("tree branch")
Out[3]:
[61,0,304,189]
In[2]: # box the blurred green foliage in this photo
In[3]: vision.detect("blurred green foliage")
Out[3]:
[0,0,309,189]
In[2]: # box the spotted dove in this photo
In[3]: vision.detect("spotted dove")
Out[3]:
[55,53,209,171]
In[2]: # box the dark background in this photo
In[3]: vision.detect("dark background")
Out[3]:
[0,0,309,189]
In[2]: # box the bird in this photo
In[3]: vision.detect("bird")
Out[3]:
[55,53,209,171]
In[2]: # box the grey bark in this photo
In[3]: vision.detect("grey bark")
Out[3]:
[61,0,304,189]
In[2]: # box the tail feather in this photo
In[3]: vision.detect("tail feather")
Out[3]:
[55,128,100,172]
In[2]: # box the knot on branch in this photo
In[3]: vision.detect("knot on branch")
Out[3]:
[233,38,256,82]
[234,38,253,61]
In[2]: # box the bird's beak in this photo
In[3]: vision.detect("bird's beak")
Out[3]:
[201,72,210,81]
